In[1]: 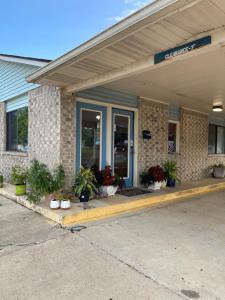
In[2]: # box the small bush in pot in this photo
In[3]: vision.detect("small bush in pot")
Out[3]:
[0,174,3,188]
[140,170,153,188]
[100,166,121,196]
[213,164,225,178]
[27,159,65,204]
[11,165,27,196]
[163,160,177,187]
[60,193,71,210]
[74,167,97,202]
[148,166,165,190]
[50,192,62,210]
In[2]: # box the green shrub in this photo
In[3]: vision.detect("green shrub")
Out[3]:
[74,167,97,197]
[163,160,177,180]
[11,165,27,185]
[0,174,3,184]
[27,159,65,204]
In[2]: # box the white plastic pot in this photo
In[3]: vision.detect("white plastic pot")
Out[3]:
[60,200,71,210]
[161,180,167,188]
[148,181,162,191]
[100,185,118,196]
[50,200,60,210]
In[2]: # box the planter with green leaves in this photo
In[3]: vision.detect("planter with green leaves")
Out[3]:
[99,166,122,196]
[163,160,177,187]
[11,165,27,196]
[213,164,225,178]
[60,193,71,210]
[74,167,97,202]
[0,174,3,188]
[27,159,65,205]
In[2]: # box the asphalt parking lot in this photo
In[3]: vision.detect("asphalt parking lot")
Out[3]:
[0,190,225,300]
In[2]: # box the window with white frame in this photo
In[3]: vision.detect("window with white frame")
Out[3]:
[168,121,179,154]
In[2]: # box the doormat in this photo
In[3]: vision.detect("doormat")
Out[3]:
[117,188,152,197]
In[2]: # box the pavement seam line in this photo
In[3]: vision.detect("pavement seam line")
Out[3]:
[77,233,187,300]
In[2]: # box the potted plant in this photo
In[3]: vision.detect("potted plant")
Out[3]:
[11,165,27,196]
[140,170,153,188]
[148,166,165,190]
[74,167,97,202]
[163,160,177,187]
[26,159,65,205]
[100,166,120,196]
[0,174,3,188]
[60,193,71,210]
[50,192,61,210]
[213,164,225,178]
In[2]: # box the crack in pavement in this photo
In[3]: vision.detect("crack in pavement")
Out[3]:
[0,231,69,257]
[76,232,187,300]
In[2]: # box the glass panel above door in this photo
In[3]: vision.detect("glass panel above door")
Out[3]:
[81,110,101,169]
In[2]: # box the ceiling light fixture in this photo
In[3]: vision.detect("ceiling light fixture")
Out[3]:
[212,105,223,112]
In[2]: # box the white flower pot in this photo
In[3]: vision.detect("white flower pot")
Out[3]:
[50,200,60,210]
[60,200,71,210]
[161,180,167,188]
[148,181,162,191]
[100,185,118,196]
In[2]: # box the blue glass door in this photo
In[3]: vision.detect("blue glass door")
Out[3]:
[76,102,107,171]
[112,109,134,187]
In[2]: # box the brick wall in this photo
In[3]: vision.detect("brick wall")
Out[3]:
[60,93,76,188]
[138,99,225,182]
[180,108,225,181]
[138,99,168,176]
[28,86,61,169]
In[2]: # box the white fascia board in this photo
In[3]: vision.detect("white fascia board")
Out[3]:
[0,55,48,67]
[27,0,197,83]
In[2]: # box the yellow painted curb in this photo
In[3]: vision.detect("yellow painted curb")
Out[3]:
[62,182,225,226]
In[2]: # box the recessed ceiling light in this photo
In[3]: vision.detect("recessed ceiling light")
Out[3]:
[212,105,223,112]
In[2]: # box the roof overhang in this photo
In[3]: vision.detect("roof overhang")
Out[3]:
[27,0,216,85]
[26,0,225,115]
[0,54,50,67]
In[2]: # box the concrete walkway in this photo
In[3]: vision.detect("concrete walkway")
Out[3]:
[0,190,225,299]
[1,178,225,226]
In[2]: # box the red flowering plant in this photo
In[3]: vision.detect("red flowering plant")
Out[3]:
[149,166,165,182]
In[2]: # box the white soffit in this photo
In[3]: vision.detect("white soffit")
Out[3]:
[27,0,225,93]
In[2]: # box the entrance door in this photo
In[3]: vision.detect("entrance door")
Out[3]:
[112,109,134,187]
[76,102,107,170]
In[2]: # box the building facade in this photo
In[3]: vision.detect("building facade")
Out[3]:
[1,0,225,188]
[0,55,50,181]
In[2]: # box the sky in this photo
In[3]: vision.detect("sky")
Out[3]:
[0,0,153,60]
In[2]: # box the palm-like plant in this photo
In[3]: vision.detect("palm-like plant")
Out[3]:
[74,167,97,197]
[163,160,177,180]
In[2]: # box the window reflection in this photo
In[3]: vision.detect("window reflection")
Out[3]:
[81,110,101,169]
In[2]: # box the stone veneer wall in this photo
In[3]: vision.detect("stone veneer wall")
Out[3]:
[138,98,225,182]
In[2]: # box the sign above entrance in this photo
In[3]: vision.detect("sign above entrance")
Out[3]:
[154,36,211,64]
